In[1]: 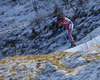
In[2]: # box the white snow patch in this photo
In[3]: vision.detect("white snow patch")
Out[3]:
[65,35,100,52]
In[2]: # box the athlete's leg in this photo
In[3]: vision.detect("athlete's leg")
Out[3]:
[67,28,74,42]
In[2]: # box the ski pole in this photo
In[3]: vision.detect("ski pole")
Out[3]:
[62,26,70,48]
[66,4,77,19]
[53,0,58,15]
[66,4,73,16]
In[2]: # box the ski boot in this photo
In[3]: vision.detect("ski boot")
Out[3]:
[69,42,76,48]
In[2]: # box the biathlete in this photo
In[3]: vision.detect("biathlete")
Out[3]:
[53,14,76,47]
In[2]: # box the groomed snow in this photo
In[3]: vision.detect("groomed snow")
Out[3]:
[66,35,100,52]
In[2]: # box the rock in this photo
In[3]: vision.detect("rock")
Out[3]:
[42,63,58,76]
[48,70,68,80]
[2,47,10,55]
[68,57,87,69]
[97,70,100,77]
[28,49,35,54]
[0,51,3,59]
[32,63,58,80]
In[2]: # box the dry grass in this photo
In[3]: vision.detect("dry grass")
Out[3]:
[27,75,35,80]
[0,77,3,80]
[11,72,17,76]
[83,54,100,61]
[0,50,87,79]
[1,49,99,79]
[29,51,75,73]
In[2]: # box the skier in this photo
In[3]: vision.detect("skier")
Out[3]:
[53,15,76,48]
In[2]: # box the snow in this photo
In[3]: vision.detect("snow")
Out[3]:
[0,0,100,79]
[32,49,100,80]
[0,46,100,80]
[65,35,100,52]
[0,0,99,56]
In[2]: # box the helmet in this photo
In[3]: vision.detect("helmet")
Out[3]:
[52,16,57,21]
[60,17,64,21]
[58,17,64,21]
[57,14,65,21]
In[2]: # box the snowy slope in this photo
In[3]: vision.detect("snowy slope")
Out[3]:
[54,26,100,52]
[66,35,100,52]
[76,26,100,45]
[0,0,100,58]
[0,38,100,80]
[0,0,55,32]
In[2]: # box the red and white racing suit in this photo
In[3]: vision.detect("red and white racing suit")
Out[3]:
[58,17,74,42]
